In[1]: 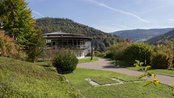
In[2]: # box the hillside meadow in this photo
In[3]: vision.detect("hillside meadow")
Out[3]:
[0,57,173,98]
[0,57,81,98]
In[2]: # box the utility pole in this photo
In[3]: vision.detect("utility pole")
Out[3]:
[91,47,94,60]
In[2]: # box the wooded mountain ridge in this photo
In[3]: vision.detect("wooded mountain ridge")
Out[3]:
[36,17,125,51]
[112,28,173,42]
[146,29,174,44]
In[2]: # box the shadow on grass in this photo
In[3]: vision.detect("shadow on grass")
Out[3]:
[103,65,117,68]
[112,60,131,68]
[40,64,52,68]
[35,61,56,72]
[102,59,131,69]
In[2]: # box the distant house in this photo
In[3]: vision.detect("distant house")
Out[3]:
[43,32,91,58]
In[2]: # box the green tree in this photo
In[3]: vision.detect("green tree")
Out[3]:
[1,0,45,62]
[1,0,35,39]
[25,31,45,62]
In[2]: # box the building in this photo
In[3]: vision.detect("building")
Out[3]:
[43,31,91,58]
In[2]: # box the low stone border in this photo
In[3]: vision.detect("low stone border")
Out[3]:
[85,78,143,87]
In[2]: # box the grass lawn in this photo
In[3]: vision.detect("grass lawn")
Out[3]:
[78,57,99,63]
[0,57,81,98]
[128,66,174,77]
[90,76,119,85]
[35,57,99,65]
[65,68,174,98]
[1,57,173,98]
[114,60,174,77]
[129,67,174,77]
[149,69,174,77]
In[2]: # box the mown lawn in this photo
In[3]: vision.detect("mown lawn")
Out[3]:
[128,67,174,77]
[1,57,173,98]
[65,68,174,98]
[0,57,81,98]
[114,60,174,77]
[35,57,99,65]
[90,76,119,85]
[149,69,174,77]
[78,57,99,63]
[128,66,174,77]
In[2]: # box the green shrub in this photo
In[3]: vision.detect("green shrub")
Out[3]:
[106,42,131,60]
[0,32,25,59]
[112,47,126,60]
[124,43,152,65]
[151,53,172,69]
[162,41,174,67]
[151,45,173,69]
[94,51,106,57]
[52,50,78,74]
[105,51,113,58]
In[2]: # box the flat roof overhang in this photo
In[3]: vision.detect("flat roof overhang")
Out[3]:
[43,36,91,40]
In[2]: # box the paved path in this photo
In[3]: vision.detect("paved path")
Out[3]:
[77,58,174,86]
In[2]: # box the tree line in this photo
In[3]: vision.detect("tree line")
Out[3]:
[36,17,125,51]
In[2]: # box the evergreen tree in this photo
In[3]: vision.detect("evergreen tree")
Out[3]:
[1,0,45,62]
[1,0,35,39]
[25,31,45,62]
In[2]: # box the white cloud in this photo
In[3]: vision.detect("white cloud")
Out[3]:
[32,10,45,18]
[92,23,134,32]
[86,0,150,23]
[94,25,121,32]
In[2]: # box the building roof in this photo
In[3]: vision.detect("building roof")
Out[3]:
[43,31,91,40]
[44,31,69,35]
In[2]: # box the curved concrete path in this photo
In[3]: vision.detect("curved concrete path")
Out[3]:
[77,58,174,86]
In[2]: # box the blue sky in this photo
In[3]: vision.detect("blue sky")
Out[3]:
[27,0,174,32]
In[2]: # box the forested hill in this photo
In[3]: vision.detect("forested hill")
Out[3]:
[112,28,173,42]
[36,17,124,51]
[146,29,174,44]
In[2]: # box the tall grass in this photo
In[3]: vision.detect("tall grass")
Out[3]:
[0,57,81,97]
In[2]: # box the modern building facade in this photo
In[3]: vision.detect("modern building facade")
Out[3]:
[43,32,91,58]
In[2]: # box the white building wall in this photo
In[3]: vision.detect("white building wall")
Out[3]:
[77,41,91,58]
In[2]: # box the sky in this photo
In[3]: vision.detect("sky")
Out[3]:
[26,0,174,32]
